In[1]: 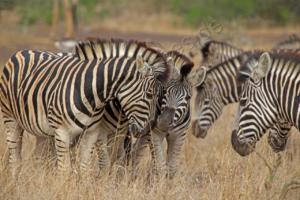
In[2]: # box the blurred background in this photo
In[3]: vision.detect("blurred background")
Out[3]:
[0,0,300,64]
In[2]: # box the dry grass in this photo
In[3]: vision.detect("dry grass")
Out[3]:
[1,105,300,200]
[1,20,300,200]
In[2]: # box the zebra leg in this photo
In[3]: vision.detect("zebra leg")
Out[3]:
[4,119,24,178]
[95,132,110,175]
[268,123,291,153]
[54,129,72,173]
[109,133,127,179]
[152,132,166,176]
[110,133,126,167]
[130,135,150,178]
[166,133,186,179]
[78,127,100,174]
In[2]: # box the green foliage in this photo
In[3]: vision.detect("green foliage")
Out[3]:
[1,0,300,27]
[171,0,300,27]
[0,0,18,10]
[15,0,52,26]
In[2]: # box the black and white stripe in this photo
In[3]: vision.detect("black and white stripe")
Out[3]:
[75,45,194,177]
[0,39,171,176]
[192,51,262,138]
[132,51,194,178]
[231,51,300,156]
[200,39,243,66]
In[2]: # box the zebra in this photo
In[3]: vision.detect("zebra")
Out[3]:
[50,39,195,176]
[193,38,300,152]
[130,50,194,178]
[191,49,299,148]
[74,42,194,177]
[0,39,171,177]
[273,34,300,50]
[199,35,243,66]
[191,51,262,138]
[231,51,300,156]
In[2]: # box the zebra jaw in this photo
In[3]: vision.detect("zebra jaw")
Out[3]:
[129,123,143,137]
[267,133,287,153]
[191,120,208,138]
[156,107,176,132]
[231,130,256,156]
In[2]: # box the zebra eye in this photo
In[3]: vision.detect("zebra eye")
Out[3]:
[185,95,191,101]
[240,98,249,107]
[146,92,153,99]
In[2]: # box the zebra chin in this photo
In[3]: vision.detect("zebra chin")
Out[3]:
[129,121,151,137]
[191,120,208,138]
[231,129,255,156]
[267,133,287,153]
[129,123,143,137]
[156,107,176,132]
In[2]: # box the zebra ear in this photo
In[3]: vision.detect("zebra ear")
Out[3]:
[136,56,153,76]
[189,66,208,87]
[253,52,271,81]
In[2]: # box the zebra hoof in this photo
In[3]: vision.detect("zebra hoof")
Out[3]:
[231,130,254,156]
[191,120,208,138]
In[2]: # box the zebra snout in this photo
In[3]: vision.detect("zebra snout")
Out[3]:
[129,122,142,137]
[231,129,255,156]
[267,133,287,153]
[157,107,176,131]
[191,120,208,138]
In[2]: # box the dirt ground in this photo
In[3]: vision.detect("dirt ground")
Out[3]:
[1,17,300,199]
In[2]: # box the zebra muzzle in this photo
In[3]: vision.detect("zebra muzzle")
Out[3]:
[267,133,287,153]
[129,123,142,137]
[231,129,255,156]
[156,107,175,131]
[191,120,208,138]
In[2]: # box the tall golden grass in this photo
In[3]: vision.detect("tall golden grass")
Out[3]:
[1,104,300,200]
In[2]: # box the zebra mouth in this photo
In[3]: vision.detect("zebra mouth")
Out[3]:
[156,107,176,132]
[267,134,287,153]
[192,120,208,138]
[129,122,143,137]
[231,129,255,156]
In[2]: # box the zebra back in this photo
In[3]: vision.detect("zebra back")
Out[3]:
[200,39,243,66]
[273,34,300,50]
[75,39,170,83]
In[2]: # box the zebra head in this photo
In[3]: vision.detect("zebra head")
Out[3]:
[231,52,278,156]
[156,51,194,132]
[118,55,169,136]
[191,51,263,139]
[190,67,224,138]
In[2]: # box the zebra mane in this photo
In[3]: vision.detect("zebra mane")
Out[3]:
[206,50,262,73]
[200,40,243,62]
[75,38,170,83]
[271,48,300,56]
[274,34,300,49]
[166,51,194,79]
[269,49,300,62]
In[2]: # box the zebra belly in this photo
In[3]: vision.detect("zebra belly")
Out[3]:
[12,101,55,137]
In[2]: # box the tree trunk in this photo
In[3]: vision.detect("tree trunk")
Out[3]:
[63,0,74,38]
[51,0,59,36]
[72,0,78,32]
